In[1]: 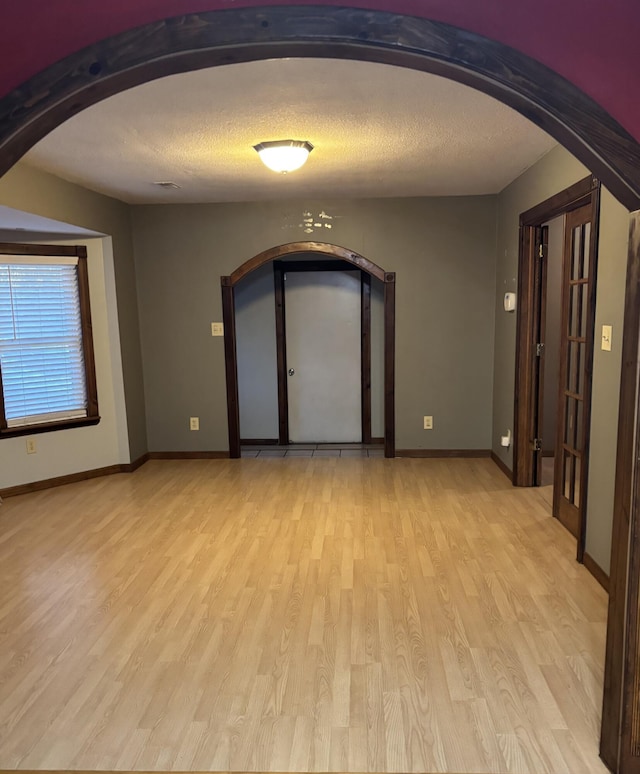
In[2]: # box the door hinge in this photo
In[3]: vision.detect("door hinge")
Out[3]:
[536,342,545,356]
[538,243,545,259]
[532,438,542,452]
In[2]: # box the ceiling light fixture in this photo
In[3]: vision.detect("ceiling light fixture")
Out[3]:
[253,140,314,174]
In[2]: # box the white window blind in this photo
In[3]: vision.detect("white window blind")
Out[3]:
[0,258,88,428]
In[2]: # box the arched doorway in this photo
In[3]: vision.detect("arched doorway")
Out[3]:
[0,7,639,770]
[1,8,639,210]
[221,241,396,458]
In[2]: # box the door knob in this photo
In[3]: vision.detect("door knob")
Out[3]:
[288,368,295,376]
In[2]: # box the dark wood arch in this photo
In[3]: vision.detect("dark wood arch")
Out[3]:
[221,242,395,459]
[0,6,639,772]
[229,241,387,285]
[0,6,640,211]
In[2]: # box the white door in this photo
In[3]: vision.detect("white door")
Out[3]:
[285,270,361,442]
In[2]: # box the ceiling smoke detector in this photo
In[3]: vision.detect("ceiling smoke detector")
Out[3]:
[153,181,181,190]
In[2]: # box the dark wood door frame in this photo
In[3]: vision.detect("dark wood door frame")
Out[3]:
[3,7,640,772]
[533,222,549,487]
[361,272,374,444]
[514,175,600,568]
[273,261,288,446]
[272,259,378,446]
[603,211,640,774]
[221,242,395,458]
[514,175,600,493]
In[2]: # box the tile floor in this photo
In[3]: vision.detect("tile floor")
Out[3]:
[240,443,385,458]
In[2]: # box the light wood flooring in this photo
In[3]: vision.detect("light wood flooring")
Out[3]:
[0,458,608,773]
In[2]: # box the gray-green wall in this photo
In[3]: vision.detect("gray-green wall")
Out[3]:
[0,162,148,461]
[131,196,498,452]
[492,145,629,573]
[588,188,629,573]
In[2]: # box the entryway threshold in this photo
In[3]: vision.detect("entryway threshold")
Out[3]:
[241,442,384,458]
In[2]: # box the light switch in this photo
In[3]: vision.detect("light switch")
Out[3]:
[211,322,224,337]
[503,292,516,312]
[602,324,612,352]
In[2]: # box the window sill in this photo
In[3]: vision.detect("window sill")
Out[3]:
[0,415,101,438]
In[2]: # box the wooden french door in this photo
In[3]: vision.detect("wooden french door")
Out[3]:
[552,203,598,544]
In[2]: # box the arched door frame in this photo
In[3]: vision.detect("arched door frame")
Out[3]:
[221,241,395,458]
[1,6,639,771]
[1,7,639,209]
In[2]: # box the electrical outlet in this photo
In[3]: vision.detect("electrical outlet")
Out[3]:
[26,438,37,454]
[423,416,433,430]
[190,417,200,431]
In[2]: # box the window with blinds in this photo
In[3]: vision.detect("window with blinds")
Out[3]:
[0,247,99,435]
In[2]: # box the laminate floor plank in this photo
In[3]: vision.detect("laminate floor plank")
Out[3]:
[0,458,609,773]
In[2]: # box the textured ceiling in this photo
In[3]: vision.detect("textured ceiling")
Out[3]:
[25,58,557,205]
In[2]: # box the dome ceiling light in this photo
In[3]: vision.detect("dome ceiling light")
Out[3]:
[253,139,314,174]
